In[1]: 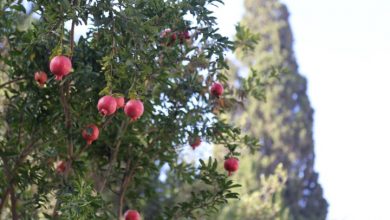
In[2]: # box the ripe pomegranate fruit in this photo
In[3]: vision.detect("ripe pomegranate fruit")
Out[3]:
[56,160,66,173]
[189,136,201,150]
[49,55,72,80]
[124,210,141,220]
[171,33,177,42]
[82,124,99,145]
[210,82,224,98]
[224,157,239,176]
[160,28,177,46]
[179,30,191,44]
[34,71,47,86]
[115,97,125,109]
[124,99,144,121]
[97,95,117,116]
[160,28,171,38]
[183,30,191,39]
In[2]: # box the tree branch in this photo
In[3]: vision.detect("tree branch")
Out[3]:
[0,138,39,214]
[0,77,27,89]
[99,121,129,193]
[117,159,134,220]
[51,196,60,219]
[59,83,73,168]
[62,0,78,171]
[10,185,18,220]
[70,19,75,57]
[0,156,12,216]
[108,126,167,219]
[0,187,11,215]
[51,3,78,211]
[101,115,115,130]
[115,136,159,219]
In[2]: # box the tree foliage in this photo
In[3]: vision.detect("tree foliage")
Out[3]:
[0,0,262,219]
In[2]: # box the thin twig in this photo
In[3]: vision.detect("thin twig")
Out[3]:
[99,121,129,193]
[73,143,90,160]
[0,156,12,216]
[0,77,27,89]
[70,19,75,57]
[59,83,73,170]
[52,2,77,213]
[115,136,160,219]
[64,0,77,166]
[51,197,60,219]
[0,187,11,215]
[17,108,25,145]
[10,185,18,220]
[100,115,115,130]
[117,159,133,220]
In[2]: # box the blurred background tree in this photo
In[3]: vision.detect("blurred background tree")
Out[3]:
[216,0,328,219]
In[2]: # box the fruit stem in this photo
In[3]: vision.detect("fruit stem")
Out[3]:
[73,143,90,160]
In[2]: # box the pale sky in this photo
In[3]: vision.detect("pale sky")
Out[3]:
[215,0,390,220]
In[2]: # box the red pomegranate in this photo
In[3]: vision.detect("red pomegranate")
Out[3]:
[183,30,190,39]
[210,82,224,98]
[160,28,177,46]
[170,32,177,42]
[124,210,141,220]
[34,71,48,86]
[189,136,201,150]
[115,97,125,109]
[160,28,171,38]
[82,124,99,145]
[179,30,191,44]
[56,160,66,173]
[97,95,117,116]
[124,99,144,121]
[224,157,239,176]
[49,55,72,80]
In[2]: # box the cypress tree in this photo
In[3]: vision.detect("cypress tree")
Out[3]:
[224,0,328,219]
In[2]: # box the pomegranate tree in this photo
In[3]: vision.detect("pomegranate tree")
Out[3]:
[0,0,266,219]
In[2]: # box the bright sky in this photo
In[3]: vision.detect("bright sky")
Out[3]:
[215,0,390,220]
